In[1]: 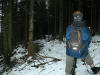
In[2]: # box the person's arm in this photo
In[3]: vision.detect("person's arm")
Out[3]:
[82,26,92,46]
[66,25,72,45]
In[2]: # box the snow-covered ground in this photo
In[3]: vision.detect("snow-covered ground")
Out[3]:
[1,35,100,75]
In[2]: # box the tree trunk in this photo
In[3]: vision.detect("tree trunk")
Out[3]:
[28,0,35,56]
[3,0,12,64]
[68,0,73,26]
[54,0,57,39]
[59,0,63,41]
[98,10,100,34]
[47,10,50,41]
[8,0,12,55]
[25,0,28,47]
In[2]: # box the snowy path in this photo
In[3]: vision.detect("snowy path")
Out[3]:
[2,35,100,75]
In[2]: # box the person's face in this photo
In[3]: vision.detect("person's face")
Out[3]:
[73,15,82,22]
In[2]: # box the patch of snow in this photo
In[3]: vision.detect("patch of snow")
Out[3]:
[10,45,28,62]
[92,35,100,41]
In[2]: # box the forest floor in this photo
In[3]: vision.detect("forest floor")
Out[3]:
[0,35,100,75]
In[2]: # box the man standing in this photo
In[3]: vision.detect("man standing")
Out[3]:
[65,11,100,75]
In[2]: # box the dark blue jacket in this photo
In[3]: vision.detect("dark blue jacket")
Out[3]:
[66,25,91,58]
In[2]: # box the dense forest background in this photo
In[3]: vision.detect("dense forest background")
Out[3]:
[0,0,100,65]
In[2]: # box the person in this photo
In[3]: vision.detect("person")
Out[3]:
[65,10,100,75]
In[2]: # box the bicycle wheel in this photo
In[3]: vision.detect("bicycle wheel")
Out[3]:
[70,58,77,75]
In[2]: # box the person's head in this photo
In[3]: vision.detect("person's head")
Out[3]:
[73,10,83,22]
